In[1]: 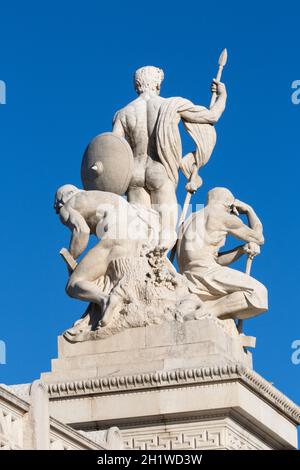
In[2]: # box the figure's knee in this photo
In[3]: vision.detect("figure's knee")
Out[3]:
[66,275,81,299]
[258,282,268,310]
[249,279,268,311]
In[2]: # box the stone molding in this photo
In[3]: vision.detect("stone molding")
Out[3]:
[46,364,300,424]
[0,384,120,450]
[122,419,271,450]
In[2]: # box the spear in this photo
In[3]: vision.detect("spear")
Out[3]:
[209,48,228,108]
[169,48,228,263]
[183,48,228,218]
[237,254,254,334]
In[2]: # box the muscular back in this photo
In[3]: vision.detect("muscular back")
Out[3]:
[60,191,129,235]
[114,94,166,162]
[177,207,228,272]
[177,201,264,273]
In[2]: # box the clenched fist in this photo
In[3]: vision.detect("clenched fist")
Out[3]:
[211,79,226,96]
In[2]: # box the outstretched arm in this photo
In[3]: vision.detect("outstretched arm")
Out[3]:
[180,81,227,125]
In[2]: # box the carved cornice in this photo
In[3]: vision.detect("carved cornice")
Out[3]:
[46,364,300,424]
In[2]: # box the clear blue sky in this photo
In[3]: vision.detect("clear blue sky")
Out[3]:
[0,1,299,404]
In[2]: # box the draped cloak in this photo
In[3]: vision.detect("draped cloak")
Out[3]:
[156,97,217,185]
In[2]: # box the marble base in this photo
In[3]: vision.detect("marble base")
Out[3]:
[41,318,300,449]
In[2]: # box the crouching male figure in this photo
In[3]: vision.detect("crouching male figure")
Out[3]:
[176,187,268,320]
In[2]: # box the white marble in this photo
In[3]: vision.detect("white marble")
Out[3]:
[0,384,122,450]
[177,187,268,321]
[40,321,300,450]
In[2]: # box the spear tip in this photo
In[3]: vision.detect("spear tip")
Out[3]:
[218,48,228,67]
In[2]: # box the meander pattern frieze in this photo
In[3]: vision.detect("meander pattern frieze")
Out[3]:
[122,423,269,450]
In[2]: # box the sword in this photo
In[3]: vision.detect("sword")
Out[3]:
[60,248,77,273]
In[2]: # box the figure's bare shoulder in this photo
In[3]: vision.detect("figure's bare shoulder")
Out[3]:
[205,206,238,231]
[68,191,92,212]
[113,99,143,130]
[166,96,193,107]
[150,95,166,104]
[115,97,141,116]
[113,107,126,124]
[222,211,244,230]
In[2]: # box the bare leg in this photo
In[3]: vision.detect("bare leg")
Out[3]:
[127,186,151,207]
[66,242,111,305]
[150,180,178,250]
[144,159,178,250]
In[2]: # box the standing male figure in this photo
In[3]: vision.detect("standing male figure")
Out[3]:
[112,66,227,248]
[176,187,268,320]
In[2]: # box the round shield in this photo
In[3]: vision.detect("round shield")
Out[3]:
[81,132,134,195]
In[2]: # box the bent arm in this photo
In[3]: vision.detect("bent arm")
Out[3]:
[180,91,227,125]
[217,244,245,266]
[67,208,90,260]
[224,213,264,245]
[245,206,264,242]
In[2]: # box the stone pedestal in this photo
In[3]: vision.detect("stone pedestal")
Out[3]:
[41,318,300,450]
